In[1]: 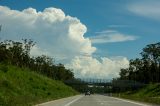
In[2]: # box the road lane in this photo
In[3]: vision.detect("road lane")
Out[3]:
[37,94,157,106]
[36,95,83,106]
[70,94,152,106]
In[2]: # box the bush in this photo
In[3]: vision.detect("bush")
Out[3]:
[0,65,8,73]
[2,80,11,88]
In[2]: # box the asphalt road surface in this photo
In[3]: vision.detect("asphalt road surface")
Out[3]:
[37,94,158,106]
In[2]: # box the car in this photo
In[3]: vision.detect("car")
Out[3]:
[85,91,90,96]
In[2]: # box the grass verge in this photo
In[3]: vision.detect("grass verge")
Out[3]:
[0,64,78,106]
[113,84,160,105]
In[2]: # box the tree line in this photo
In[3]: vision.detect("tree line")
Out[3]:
[0,39,74,81]
[118,42,160,84]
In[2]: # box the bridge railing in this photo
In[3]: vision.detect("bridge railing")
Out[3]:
[64,78,112,86]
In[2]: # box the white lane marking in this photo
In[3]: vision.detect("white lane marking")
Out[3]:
[100,102,104,105]
[65,95,83,106]
[35,95,82,106]
[110,97,151,106]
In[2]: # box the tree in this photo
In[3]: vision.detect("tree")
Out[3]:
[0,39,75,82]
[118,42,160,84]
[119,68,129,80]
[141,42,160,83]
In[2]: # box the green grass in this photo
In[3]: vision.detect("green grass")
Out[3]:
[0,64,78,106]
[113,84,160,105]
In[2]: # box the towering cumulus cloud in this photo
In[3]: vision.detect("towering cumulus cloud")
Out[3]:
[0,6,95,59]
[66,56,129,79]
[0,6,129,79]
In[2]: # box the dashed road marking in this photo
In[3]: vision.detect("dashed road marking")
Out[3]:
[65,95,83,106]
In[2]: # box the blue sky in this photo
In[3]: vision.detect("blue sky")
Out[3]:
[0,0,160,78]
[1,0,160,59]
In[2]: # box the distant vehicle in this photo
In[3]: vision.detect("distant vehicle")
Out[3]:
[85,91,90,96]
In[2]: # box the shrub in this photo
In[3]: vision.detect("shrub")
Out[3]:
[0,65,8,73]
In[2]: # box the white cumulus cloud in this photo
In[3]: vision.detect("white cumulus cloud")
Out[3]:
[66,56,129,79]
[0,6,96,61]
[90,30,137,44]
[0,6,129,79]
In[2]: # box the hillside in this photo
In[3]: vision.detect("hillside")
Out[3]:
[115,84,160,105]
[0,64,78,106]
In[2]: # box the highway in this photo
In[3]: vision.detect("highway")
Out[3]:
[37,94,157,106]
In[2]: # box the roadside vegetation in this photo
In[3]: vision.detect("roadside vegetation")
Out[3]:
[118,42,160,83]
[113,84,160,105]
[0,39,78,105]
[0,64,78,106]
[112,42,160,105]
[0,39,74,81]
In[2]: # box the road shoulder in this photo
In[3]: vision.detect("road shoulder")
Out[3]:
[110,96,159,106]
[36,95,83,106]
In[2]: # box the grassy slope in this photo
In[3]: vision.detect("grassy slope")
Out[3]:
[0,64,78,106]
[114,84,160,105]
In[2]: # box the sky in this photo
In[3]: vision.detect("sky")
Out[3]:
[0,0,160,79]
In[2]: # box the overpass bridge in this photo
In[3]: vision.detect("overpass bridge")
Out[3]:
[64,78,112,86]
[65,78,111,85]
[64,78,145,93]
[64,78,112,93]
